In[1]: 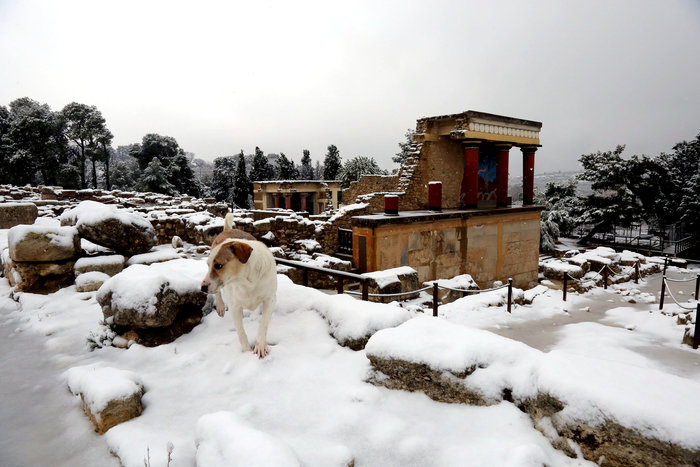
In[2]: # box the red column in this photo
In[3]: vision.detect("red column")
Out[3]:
[522,146,537,205]
[273,193,280,208]
[428,181,442,211]
[460,142,480,209]
[300,193,308,212]
[496,144,511,207]
[283,194,291,209]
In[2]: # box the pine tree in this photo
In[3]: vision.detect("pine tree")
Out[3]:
[535,180,582,252]
[232,150,251,209]
[170,153,201,197]
[339,156,387,188]
[577,145,644,242]
[392,129,416,165]
[110,158,140,191]
[138,157,175,195]
[249,146,273,182]
[211,156,236,202]
[323,144,341,180]
[299,149,314,180]
[277,152,298,180]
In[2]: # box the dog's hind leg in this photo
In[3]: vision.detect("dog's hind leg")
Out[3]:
[253,299,274,359]
[230,305,251,353]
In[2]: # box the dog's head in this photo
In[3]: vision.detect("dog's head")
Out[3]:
[201,240,253,294]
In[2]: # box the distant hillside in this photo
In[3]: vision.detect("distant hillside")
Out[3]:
[509,170,593,201]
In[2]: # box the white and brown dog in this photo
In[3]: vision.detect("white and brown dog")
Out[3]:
[201,214,277,358]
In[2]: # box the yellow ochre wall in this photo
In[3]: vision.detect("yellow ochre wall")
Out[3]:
[352,210,541,289]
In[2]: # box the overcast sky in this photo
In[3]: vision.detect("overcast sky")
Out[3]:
[1,0,699,177]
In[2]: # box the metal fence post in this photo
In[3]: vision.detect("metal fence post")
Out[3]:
[695,275,700,301]
[694,304,700,350]
[361,280,368,301]
[663,256,668,275]
[603,266,608,290]
[303,269,309,287]
[433,282,439,317]
[507,278,513,313]
[659,276,666,310]
[634,261,639,284]
[336,276,344,295]
[563,274,568,302]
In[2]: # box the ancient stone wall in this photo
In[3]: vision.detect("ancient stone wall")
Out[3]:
[401,140,464,210]
[343,175,398,205]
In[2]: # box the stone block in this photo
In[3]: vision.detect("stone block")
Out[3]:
[3,257,75,293]
[8,225,80,262]
[0,202,38,229]
[76,271,110,292]
[362,266,419,303]
[64,365,144,434]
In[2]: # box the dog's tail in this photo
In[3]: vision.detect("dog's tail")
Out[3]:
[224,212,235,231]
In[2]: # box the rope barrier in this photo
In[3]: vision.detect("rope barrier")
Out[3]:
[665,276,698,283]
[344,285,433,298]
[436,283,509,294]
[662,277,698,311]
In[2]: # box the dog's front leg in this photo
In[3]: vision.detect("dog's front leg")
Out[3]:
[215,291,226,317]
[230,306,251,353]
[253,299,274,358]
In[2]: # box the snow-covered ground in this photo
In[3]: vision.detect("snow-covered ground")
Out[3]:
[1,230,699,465]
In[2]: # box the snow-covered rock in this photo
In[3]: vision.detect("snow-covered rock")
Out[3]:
[8,224,80,262]
[276,275,415,349]
[96,259,208,345]
[366,316,700,465]
[64,365,144,434]
[540,259,584,280]
[424,273,479,304]
[2,255,75,293]
[125,246,181,266]
[60,201,156,256]
[75,271,110,292]
[74,254,125,277]
[362,266,419,303]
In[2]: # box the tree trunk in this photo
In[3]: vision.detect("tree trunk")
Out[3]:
[79,141,87,189]
[92,157,98,189]
[579,224,603,244]
[103,142,111,190]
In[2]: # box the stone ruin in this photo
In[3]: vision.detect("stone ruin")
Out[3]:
[0,184,374,346]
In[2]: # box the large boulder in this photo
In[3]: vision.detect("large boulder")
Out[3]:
[8,225,80,262]
[64,365,144,434]
[0,202,38,228]
[96,259,208,346]
[61,201,156,256]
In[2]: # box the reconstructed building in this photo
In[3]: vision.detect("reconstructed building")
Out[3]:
[253,180,341,214]
[347,110,544,288]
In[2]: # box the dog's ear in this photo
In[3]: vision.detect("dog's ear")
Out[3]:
[230,241,253,264]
